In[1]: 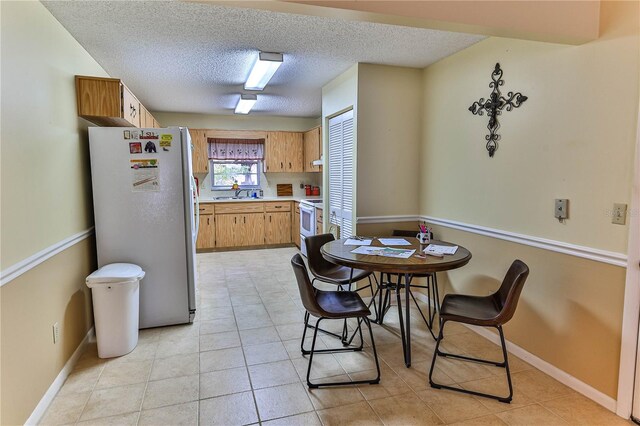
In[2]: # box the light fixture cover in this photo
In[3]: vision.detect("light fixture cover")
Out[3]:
[244,52,283,91]
[234,94,257,114]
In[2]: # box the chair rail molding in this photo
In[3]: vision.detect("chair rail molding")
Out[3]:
[356,214,627,267]
[422,215,626,267]
[0,228,95,287]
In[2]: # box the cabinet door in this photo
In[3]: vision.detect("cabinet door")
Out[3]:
[265,212,291,245]
[197,214,215,249]
[304,127,321,172]
[285,132,304,173]
[264,132,286,172]
[139,104,149,128]
[189,129,209,174]
[75,76,122,122]
[215,214,237,248]
[239,213,265,246]
[121,84,140,127]
[293,204,300,248]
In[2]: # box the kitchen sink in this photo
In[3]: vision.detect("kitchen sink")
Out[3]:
[214,196,255,200]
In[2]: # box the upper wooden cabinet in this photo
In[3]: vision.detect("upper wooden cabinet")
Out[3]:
[188,129,209,175]
[139,104,160,128]
[75,75,158,128]
[265,132,303,173]
[303,126,322,173]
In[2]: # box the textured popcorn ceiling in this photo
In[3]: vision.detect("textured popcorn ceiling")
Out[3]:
[43,1,485,117]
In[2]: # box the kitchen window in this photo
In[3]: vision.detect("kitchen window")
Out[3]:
[210,160,261,189]
[207,137,264,190]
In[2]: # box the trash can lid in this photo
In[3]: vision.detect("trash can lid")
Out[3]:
[86,263,145,286]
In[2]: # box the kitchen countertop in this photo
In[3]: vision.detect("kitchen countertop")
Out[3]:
[198,196,322,204]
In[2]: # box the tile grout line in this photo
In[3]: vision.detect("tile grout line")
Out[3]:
[227,275,263,425]
[73,356,107,424]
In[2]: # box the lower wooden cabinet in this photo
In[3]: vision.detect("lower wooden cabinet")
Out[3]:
[265,212,291,245]
[240,213,266,246]
[215,214,237,248]
[197,201,296,250]
[293,202,300,248]
[316,207,323,235]
[197,214,215,249]
[214,212,267,248]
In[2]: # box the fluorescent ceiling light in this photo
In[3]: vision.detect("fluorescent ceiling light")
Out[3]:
[234,94,257,114]
[244,52,283,91]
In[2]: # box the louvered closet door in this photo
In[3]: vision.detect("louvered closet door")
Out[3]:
[328,109,354,238]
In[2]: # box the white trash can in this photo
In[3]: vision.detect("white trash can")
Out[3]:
[86,263,145,358]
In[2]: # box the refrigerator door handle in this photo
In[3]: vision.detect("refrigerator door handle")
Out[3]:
[192,176,200,242]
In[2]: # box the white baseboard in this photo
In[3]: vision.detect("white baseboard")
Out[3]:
[25,327,95,426]
[411,292,617,413]
[465,324,617,412]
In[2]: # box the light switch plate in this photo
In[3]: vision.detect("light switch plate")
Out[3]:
[555,199,568,220]
[612,203,627,225]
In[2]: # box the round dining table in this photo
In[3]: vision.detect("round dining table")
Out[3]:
[321,238,472,367]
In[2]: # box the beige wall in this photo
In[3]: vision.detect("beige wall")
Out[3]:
[0,2,105,423]
[419,1,639,398]
[0,1,107,270]
[321,64,359,229]
[281,0,601,44]
[431,225,626,398]
[420,1,639,254]
[356,64,422,218]
[153,112,319,132]
[1,238,96,425]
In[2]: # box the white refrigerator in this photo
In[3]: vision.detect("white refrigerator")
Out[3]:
[88,127,197,328]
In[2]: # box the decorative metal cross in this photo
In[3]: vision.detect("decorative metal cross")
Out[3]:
[469,63,528,157]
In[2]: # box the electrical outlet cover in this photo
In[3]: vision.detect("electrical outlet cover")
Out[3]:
[612,203,627,225]
[555,199,568,220]
[53,322,60,343]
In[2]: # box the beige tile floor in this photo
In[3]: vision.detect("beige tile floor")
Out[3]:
[41,247,630,426]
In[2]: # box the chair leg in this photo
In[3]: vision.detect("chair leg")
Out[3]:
[429,320,513,403]
[307,317,380,388]
[408,289,437,340]
[300,311,310,355]
[365,317,381,384]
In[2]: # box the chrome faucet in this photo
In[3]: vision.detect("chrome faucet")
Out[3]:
[234,188,253,198]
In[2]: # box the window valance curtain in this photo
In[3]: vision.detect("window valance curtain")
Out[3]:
[207,138,265,160]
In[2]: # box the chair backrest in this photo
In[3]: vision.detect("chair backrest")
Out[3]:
[304,233,336,277]
[290,253,325,317]
[493,259,529,324]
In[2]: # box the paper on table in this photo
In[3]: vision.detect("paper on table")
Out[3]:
[351,246,416,259]
[377,238,411,246]
[423,244,458,255]
[344,238,372,246]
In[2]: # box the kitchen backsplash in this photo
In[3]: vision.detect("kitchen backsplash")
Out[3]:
[198,171,322,199]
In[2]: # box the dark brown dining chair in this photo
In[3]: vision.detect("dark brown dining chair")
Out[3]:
[305,234,378,329]
[376,230,438,333]
[291,253,381,388]
[429,259,530,403]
